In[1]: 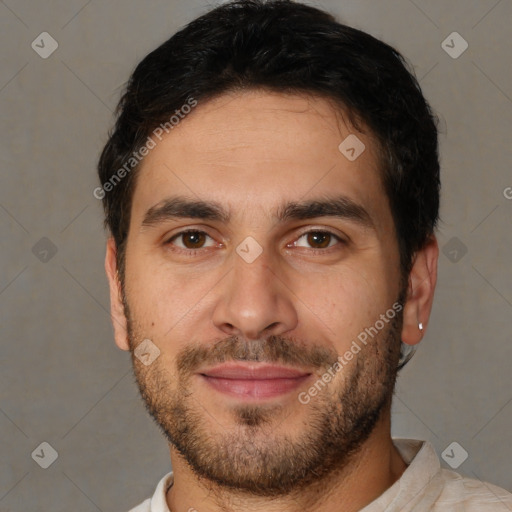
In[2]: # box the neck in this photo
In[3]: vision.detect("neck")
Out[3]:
[166,410,407,512]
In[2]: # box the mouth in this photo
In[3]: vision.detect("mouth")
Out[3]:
[198,363,312,400]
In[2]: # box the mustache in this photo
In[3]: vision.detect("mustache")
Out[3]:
[176,334,339,376]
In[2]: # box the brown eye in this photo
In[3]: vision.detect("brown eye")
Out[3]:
[306,232,332,249]
[182,231,206,248]
[168,230,214,250]
[294,230,341,250]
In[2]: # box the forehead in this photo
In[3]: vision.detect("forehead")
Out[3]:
[130,90,391,231]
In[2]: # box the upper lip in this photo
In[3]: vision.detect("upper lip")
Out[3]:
[199,363,311,380]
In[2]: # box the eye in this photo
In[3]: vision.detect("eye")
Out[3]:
[292,230,344,250]
[165,230,216,250]
[164,228,345,255]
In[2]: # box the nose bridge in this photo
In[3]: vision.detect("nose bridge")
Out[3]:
[211,244,298,339]
[232,248,275,301]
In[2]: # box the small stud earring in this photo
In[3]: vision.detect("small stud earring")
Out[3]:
[418,322,424,331]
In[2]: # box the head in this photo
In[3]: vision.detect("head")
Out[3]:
[98,0,439,497]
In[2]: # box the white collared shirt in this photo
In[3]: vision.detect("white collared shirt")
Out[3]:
[128,438,512,511]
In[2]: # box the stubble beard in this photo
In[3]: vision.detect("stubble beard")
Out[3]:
[125,294,403,497]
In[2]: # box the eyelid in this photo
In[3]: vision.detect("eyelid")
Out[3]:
[294,225,347,240]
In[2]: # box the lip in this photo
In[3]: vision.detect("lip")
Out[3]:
[198,363,312,400]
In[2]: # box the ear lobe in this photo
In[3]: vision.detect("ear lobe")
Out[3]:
[105,238,130,351]
[401,236,439,346]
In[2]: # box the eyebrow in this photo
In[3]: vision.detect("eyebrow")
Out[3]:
[141,194,375,230]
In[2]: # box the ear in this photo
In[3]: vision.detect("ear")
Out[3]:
[401,235,439,346]
[105,237,130,351]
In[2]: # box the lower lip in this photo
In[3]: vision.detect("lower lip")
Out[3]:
[201,374,311,400]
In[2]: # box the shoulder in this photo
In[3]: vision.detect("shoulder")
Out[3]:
[435,468,512,510]
[390,439,512,511]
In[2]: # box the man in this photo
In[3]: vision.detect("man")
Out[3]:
[96,1,512,510]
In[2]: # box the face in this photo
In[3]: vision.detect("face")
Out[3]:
[110,90,416,496]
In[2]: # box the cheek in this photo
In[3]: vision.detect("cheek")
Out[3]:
[124,254,220,341]
[295,264,391,345]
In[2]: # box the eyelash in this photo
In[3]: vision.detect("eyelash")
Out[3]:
[164,228,346,256]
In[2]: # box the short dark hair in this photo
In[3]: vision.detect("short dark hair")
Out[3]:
[97,0,440,281]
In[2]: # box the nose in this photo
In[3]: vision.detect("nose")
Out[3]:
[211,248,298,340]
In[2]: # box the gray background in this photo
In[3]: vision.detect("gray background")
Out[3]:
[1,0,511,510]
